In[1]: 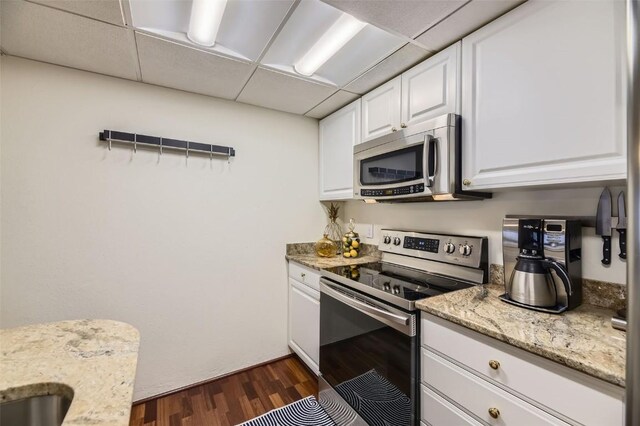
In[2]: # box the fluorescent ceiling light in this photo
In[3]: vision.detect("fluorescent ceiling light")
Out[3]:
[187,0,228,47]
[294,13,366,77]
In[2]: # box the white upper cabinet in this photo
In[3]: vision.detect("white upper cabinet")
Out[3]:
[361,42,461,143]
[401,42,460,129]
[361,76,402,142]
[461,0,627,191]
[319,99,361,200]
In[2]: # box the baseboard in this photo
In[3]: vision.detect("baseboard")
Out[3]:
[133,353,294,405]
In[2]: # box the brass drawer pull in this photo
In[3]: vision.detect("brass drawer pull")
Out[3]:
[489,360,500,370]
[463,179,471,186]
[488,407,500,419]
[301,273,306,278]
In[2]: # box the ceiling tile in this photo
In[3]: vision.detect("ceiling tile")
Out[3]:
[1,0,139,80]
[237,67,337,114]
[344,43,432,94]
[414,0,525,51]
[321,0,467,39]
[136,33,254,100]
[305,90,359,119]
[26,0,125,25]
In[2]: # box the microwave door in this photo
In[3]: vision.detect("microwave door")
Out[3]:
[355,133,429,198]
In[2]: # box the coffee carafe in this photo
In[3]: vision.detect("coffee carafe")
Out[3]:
[502,218,582,313]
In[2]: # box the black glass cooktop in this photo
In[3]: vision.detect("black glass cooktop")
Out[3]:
[322,262,474,310]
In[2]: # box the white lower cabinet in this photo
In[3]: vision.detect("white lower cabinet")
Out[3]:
[423,349,568,426]
[421,314,625,426]
[287,262,321,374]
[421,385,482,426]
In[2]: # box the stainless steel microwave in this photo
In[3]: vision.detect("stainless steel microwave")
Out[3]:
[353,114,491,202]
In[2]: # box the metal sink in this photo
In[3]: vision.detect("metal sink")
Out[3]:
[0,393,72,426]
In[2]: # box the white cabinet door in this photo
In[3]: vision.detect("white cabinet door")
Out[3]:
[288,278,320,374]
[461,0,626,191]
[361,76,401,142]
[402,42,460,128]
[319,99,361,200]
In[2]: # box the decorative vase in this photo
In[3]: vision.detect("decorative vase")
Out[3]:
[315,234,337,258]
[324,203,342,254]
[342,219,361,258]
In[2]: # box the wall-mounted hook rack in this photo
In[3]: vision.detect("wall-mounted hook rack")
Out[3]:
[98,130,236,159]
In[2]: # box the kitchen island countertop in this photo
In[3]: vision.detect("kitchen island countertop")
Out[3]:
[416,284,626,387]
[0,319,140,425]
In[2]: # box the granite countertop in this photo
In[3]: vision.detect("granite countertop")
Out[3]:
[286,253,381,270]
[417,284,626,387]
[286,242,381,270]
[0,319,140,425]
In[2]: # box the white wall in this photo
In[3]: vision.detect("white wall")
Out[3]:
[0,57,325,400]
[345,186,627,285]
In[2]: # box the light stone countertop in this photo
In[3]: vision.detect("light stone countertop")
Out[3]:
[286,242,382,271]
[416,284,626,387]
[0,319,140,425]
[286,253,381,270]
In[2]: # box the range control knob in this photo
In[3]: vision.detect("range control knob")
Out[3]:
[393,237,402,246]
[444,242,456,254]
[459,244,472,256]
[383,235,391,244]
[392,285,401,295]
[383,282,391,291]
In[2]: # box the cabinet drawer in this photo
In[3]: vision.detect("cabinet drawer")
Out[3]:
[288,262,321,292]
[422,349,568,426]
[421,384,481,426]
[422,315,624,426]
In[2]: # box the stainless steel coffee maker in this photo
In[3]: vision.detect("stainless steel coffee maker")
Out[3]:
[501,217,582,313]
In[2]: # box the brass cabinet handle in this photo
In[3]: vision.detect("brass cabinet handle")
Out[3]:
[401,123,407,128]
[391,127,398,132]
[463,179,471,186]
[488,407,500,419]
[489,360,500,370]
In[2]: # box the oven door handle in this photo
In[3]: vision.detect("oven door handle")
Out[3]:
[320,281,415,336]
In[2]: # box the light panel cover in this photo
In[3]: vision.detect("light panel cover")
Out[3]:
[128,0,294,62]
[261,0,405,87]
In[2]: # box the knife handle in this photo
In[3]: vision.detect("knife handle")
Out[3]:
[618,229,627,260]
[602,236,612,265]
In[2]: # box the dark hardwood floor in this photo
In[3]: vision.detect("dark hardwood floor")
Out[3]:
[129,355,318,426]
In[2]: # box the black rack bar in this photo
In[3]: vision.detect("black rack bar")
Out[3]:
[98,130,236,158]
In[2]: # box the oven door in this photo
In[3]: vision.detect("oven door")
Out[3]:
[354,131,437,200]
[319,278,418,426]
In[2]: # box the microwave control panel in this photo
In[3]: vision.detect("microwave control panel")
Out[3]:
[360,183,425,198]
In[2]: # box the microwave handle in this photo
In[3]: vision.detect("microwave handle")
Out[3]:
[426,135,437,187]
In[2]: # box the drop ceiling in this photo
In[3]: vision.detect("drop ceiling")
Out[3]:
[0,0,524,119]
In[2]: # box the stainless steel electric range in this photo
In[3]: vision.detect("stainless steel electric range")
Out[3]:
[318,229,489,426]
